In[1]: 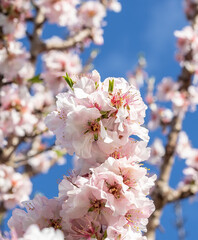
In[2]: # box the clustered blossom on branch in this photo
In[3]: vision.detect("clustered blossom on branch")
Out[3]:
[145,23,198,168]
[41,45,82,95]
[0,0,32,39]
[176,131,198,185]
[6,70,155,240]
[0,164,32,210]
[0,0,122,217]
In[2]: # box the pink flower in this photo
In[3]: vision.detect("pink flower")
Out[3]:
[186,149,198,170]
[176,131,192,159]
[63,106,112,158]
[20,224,64,240]
[0,41,33,82]
[78,1,106,28]
[125,198,155,233]
[0,0,31,39]
[37,0,78,26]
[148,139,165,166]
[157,77,178,101]
[0,165,32,210]
[174,26,198,72]
[0,84,38,137]
[106,0,122,12]
[42,49,82,95]
[8,195,63,237]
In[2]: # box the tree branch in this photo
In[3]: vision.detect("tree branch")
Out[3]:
[29,0,46,63]
[167,184,198,203]
[0,205,6,227]
[15,145,54,167]
[41,28,92,52]
[146,66,193,240]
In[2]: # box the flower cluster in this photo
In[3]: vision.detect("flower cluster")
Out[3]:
[148,139,165,166]
[36,0,121,45]
[0,0,32,39]
[0,0,122,216]
[45,70,149,171]
[41,47,82,95]
[147,75,198,132]
[0,164,32,210]
[174,26,198,73]
[0,41,34,83]
[177,131,198,184]
[7,70,155,240]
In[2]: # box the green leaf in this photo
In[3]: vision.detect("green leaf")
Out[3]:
[84,129,90,134]
[63,73,74,90]
[95,81,99,89]
[54,150,64,158]
[100,110,110,119]
[28,74,42,83]
[88,206,95,212]
[102,230,107,239]
[108,79,114,93]
[94,133,98,141]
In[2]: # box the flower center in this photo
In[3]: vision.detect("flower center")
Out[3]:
[90,121,100,132]
[106,181,122,199]
[110,150,122,159]
[48,218,62,230]
[111,92,123,109]
[89,199,105,213]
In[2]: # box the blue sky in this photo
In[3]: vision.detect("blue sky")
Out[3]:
[4,1,198,239]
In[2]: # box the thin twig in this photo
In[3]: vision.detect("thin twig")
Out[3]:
[174,201,186,240]
[14,145,54,167]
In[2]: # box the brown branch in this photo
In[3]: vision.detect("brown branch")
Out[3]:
[29,0,46,63]
[0,205,6,227]
[167,184,198,203]
[146,66,193,240]
[14,145,54,167]
[41,28,92,52]
[82,49,99,73]
[24,156,61,178]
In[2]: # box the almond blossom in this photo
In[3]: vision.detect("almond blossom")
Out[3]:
[0,225,64,240]
[0,84,38,137]
[36,0,78,27]
[174,26,198,72]
[148,139,165,166]
[0,0,32,39]
[59,157,155,239]
[8,195,63,237]
[176,131,192,159]
[45,70,149,163]
[0,41,34,83]
[77,1,106,29]
[8,69,155,240]
[157,77,178,102]
[0,165,32,209]
[41,49,82,95]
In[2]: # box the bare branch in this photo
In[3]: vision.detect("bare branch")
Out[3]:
[24,156,61,178]
[41,28,92,52]
[174,201,186,240]
[15,145,54,167]
[0,205,6,227]
[29,2,46,63]
[167,184,198,203]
